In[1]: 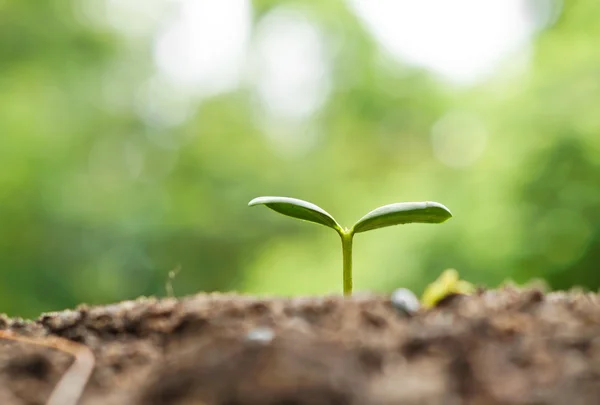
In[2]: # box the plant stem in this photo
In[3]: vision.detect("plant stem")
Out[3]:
[341,231,354,296]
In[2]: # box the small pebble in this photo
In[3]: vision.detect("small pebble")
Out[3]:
[391,288,420,315]
[245,327,275,344]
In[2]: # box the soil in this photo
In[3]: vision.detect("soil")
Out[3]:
[1,287,600,405]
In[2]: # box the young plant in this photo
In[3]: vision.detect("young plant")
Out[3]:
[248,196,452,296]
[421,268,475,308]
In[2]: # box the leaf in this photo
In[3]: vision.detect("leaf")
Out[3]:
[248,196,342,232]
[352,201,452,233]
[421,269,475,309]
[421,269,458,308]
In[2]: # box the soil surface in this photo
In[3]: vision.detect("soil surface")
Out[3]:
[1,287,600,405]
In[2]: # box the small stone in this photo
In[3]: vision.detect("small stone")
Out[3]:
[391,288,420,315]
[245,327,275,344]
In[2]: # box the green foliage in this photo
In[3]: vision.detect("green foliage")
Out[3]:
[421,269,475,309]
[1,0,600,317]
[250,196,452,295]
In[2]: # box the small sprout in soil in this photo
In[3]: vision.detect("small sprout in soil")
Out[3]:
[245,327,275,344]
[165,264,181,297]
[421,268,475,309]
[391,288,420,315]
[249,196,452,296]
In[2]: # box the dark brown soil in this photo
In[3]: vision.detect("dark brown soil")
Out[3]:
[1,287,600,405]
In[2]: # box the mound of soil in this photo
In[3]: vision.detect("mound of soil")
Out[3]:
[1,287,600,405]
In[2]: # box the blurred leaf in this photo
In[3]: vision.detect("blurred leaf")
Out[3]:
[421,269,475,309]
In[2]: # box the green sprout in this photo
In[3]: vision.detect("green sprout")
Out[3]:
[421,268,475,308]
[248,196,452,296]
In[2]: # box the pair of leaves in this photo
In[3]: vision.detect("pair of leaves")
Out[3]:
[248,196,452,235]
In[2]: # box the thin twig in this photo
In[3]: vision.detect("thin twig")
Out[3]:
[0,330,95,405]
[166,264,181,298]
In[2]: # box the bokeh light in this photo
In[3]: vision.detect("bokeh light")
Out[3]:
[0,0,596,319]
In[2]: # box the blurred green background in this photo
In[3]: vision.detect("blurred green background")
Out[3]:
[1,0,597,318]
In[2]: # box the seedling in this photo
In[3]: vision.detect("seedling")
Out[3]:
[165,264,181,297]
[248,196,452,296]
[421,268,475,308]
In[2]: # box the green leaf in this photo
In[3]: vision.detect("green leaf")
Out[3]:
[352,201,452,233]
[248,196,342,232]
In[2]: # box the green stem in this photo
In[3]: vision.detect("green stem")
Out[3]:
[340,231,354,296]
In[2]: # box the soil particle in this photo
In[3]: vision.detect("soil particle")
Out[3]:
[1,288,600,404]
[138,332,365,405]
